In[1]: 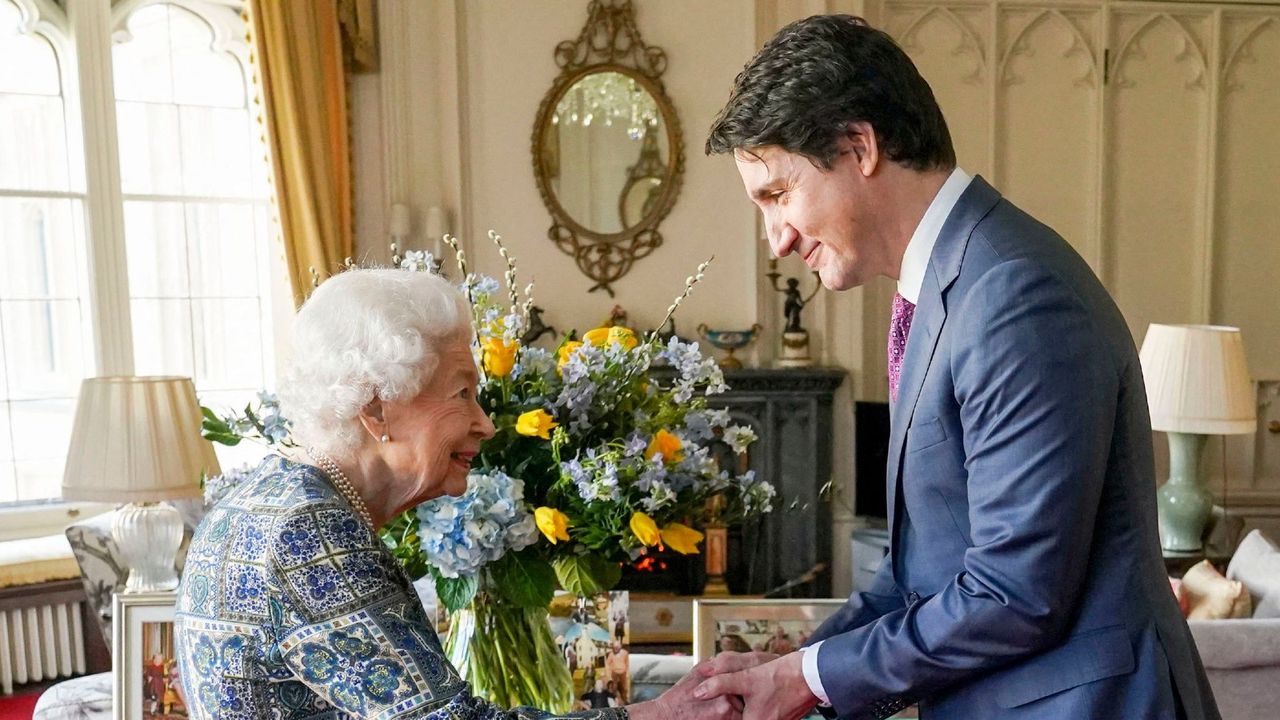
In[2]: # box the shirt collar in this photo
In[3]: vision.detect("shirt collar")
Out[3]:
[896,167,972,304]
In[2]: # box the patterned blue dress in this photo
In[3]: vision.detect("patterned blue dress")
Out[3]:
[175,456,627,719]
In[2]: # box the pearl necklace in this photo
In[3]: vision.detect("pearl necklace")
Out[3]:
[307,448,375,529]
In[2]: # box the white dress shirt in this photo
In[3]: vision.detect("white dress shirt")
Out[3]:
[799,166,972,706]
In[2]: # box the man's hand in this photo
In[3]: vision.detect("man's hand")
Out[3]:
[626,658,745,720]
[693,651,819,720]
[696,651,779,678]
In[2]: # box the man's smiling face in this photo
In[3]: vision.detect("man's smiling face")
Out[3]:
[735,135,883,291]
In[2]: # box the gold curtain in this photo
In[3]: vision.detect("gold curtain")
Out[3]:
[247,0,355,307]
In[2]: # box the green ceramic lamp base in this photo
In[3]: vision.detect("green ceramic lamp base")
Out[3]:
[1157,432,1213,553]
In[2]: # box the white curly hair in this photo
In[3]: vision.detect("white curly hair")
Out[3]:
[279,268,473,459]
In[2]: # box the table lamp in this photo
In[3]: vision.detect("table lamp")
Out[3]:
[1139,325,1256,552]
[61,376,219,592]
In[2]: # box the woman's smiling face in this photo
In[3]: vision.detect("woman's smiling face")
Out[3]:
[383,334,495,502]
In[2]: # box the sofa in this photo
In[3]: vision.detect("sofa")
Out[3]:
[1189,618,1280,719]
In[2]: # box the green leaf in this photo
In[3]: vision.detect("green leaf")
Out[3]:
[202,431,242,446]
[200,406,220,422]
[202,414,233,434]
[436,574,479,612]
[552,554,621,596]
[489,549,557,608]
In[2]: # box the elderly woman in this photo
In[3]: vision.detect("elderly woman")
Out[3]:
[174,270,740,720]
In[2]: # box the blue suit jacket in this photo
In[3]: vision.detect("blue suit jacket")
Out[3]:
[808,178,1219,719]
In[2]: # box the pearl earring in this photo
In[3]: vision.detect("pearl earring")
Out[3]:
[380,434,390,443]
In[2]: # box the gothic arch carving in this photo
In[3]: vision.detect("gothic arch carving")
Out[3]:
[1222,17,1277,93]
[1000,9,1099,88]
[898,6,987,83]
[1112,13,1208,91]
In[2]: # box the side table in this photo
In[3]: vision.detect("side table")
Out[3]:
[1163,549,1233,578]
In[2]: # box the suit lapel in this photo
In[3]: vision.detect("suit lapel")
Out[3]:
[884,177,1002,574]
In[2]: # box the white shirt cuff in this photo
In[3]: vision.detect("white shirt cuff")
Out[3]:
[800,641,831,705]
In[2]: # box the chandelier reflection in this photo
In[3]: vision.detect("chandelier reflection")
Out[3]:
[552,71,660,140]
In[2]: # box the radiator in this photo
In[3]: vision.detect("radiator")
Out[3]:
[0,601,86,695]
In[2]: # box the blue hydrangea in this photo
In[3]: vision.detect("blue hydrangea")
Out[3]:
[512,346,554,380]
[681,411,714,441]
[635,461,666,493]
[660,337,727,401]
[416,470,537,578]
[261,411,291,444]
[561,458,592,500]
[623,432,648,458]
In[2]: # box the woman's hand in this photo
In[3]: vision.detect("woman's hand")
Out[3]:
[627,652,776,720]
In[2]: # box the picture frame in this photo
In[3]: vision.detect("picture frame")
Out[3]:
[692,598,845,662]
[112,591,185,720]
[549,591,632,708]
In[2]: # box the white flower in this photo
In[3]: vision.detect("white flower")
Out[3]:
[399,249,436,273]
[641,481,676,513]
[722,425,757,454]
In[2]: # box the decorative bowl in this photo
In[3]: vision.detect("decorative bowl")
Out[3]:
[697,323,762,369]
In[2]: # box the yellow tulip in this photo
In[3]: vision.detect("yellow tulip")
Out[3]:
[535,507,571,544]
[646,429,684,463]
[557,341,583,367]
[515,409,558,439]
[660,523,704,555]
[607,326,638,350]
[583,327,613,346]
[630,512,661,547]
[481,338,517,378]
[582,326,638,350]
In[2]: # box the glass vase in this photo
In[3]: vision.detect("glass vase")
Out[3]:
[444,587,574,712]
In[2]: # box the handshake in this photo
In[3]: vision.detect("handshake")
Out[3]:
[625,650,822,720]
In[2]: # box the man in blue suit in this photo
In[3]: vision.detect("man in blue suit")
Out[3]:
[695,15,1219,720]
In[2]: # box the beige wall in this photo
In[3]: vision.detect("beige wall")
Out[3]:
[352,0,875,597]
[355,0,768,335]
[351,0,1280,594]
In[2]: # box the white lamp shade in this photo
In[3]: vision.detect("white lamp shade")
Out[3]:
[1139,324,1256,435]
[61,376,220,502]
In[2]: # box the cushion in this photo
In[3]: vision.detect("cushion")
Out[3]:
[1169,577,1190,617]
[1227,529,1280,618]
[1182,559,1251,620]
[32,672,112,719]
[0,534,80,588]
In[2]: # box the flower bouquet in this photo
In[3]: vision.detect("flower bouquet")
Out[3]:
[380,233,774,710]
[198,234,776,712]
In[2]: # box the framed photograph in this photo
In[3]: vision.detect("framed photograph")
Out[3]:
[692,598,845,662]
[113,591,187,720]
[549,591,630,708]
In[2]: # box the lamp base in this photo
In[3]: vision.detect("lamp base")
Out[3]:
[1157,432,1212,553]
[113,501,184,593]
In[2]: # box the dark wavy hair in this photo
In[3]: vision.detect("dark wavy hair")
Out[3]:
[706,15,955,172]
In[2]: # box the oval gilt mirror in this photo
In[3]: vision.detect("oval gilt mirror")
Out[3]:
[532,0,684,296]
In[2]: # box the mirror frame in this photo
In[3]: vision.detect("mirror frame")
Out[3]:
[531,0,685,296]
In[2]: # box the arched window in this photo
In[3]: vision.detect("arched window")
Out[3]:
[0,0,281,507]
[114,2,277,459]
[0,0,90,503]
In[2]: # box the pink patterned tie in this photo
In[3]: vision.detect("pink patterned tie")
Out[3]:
[888,292,916,403]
